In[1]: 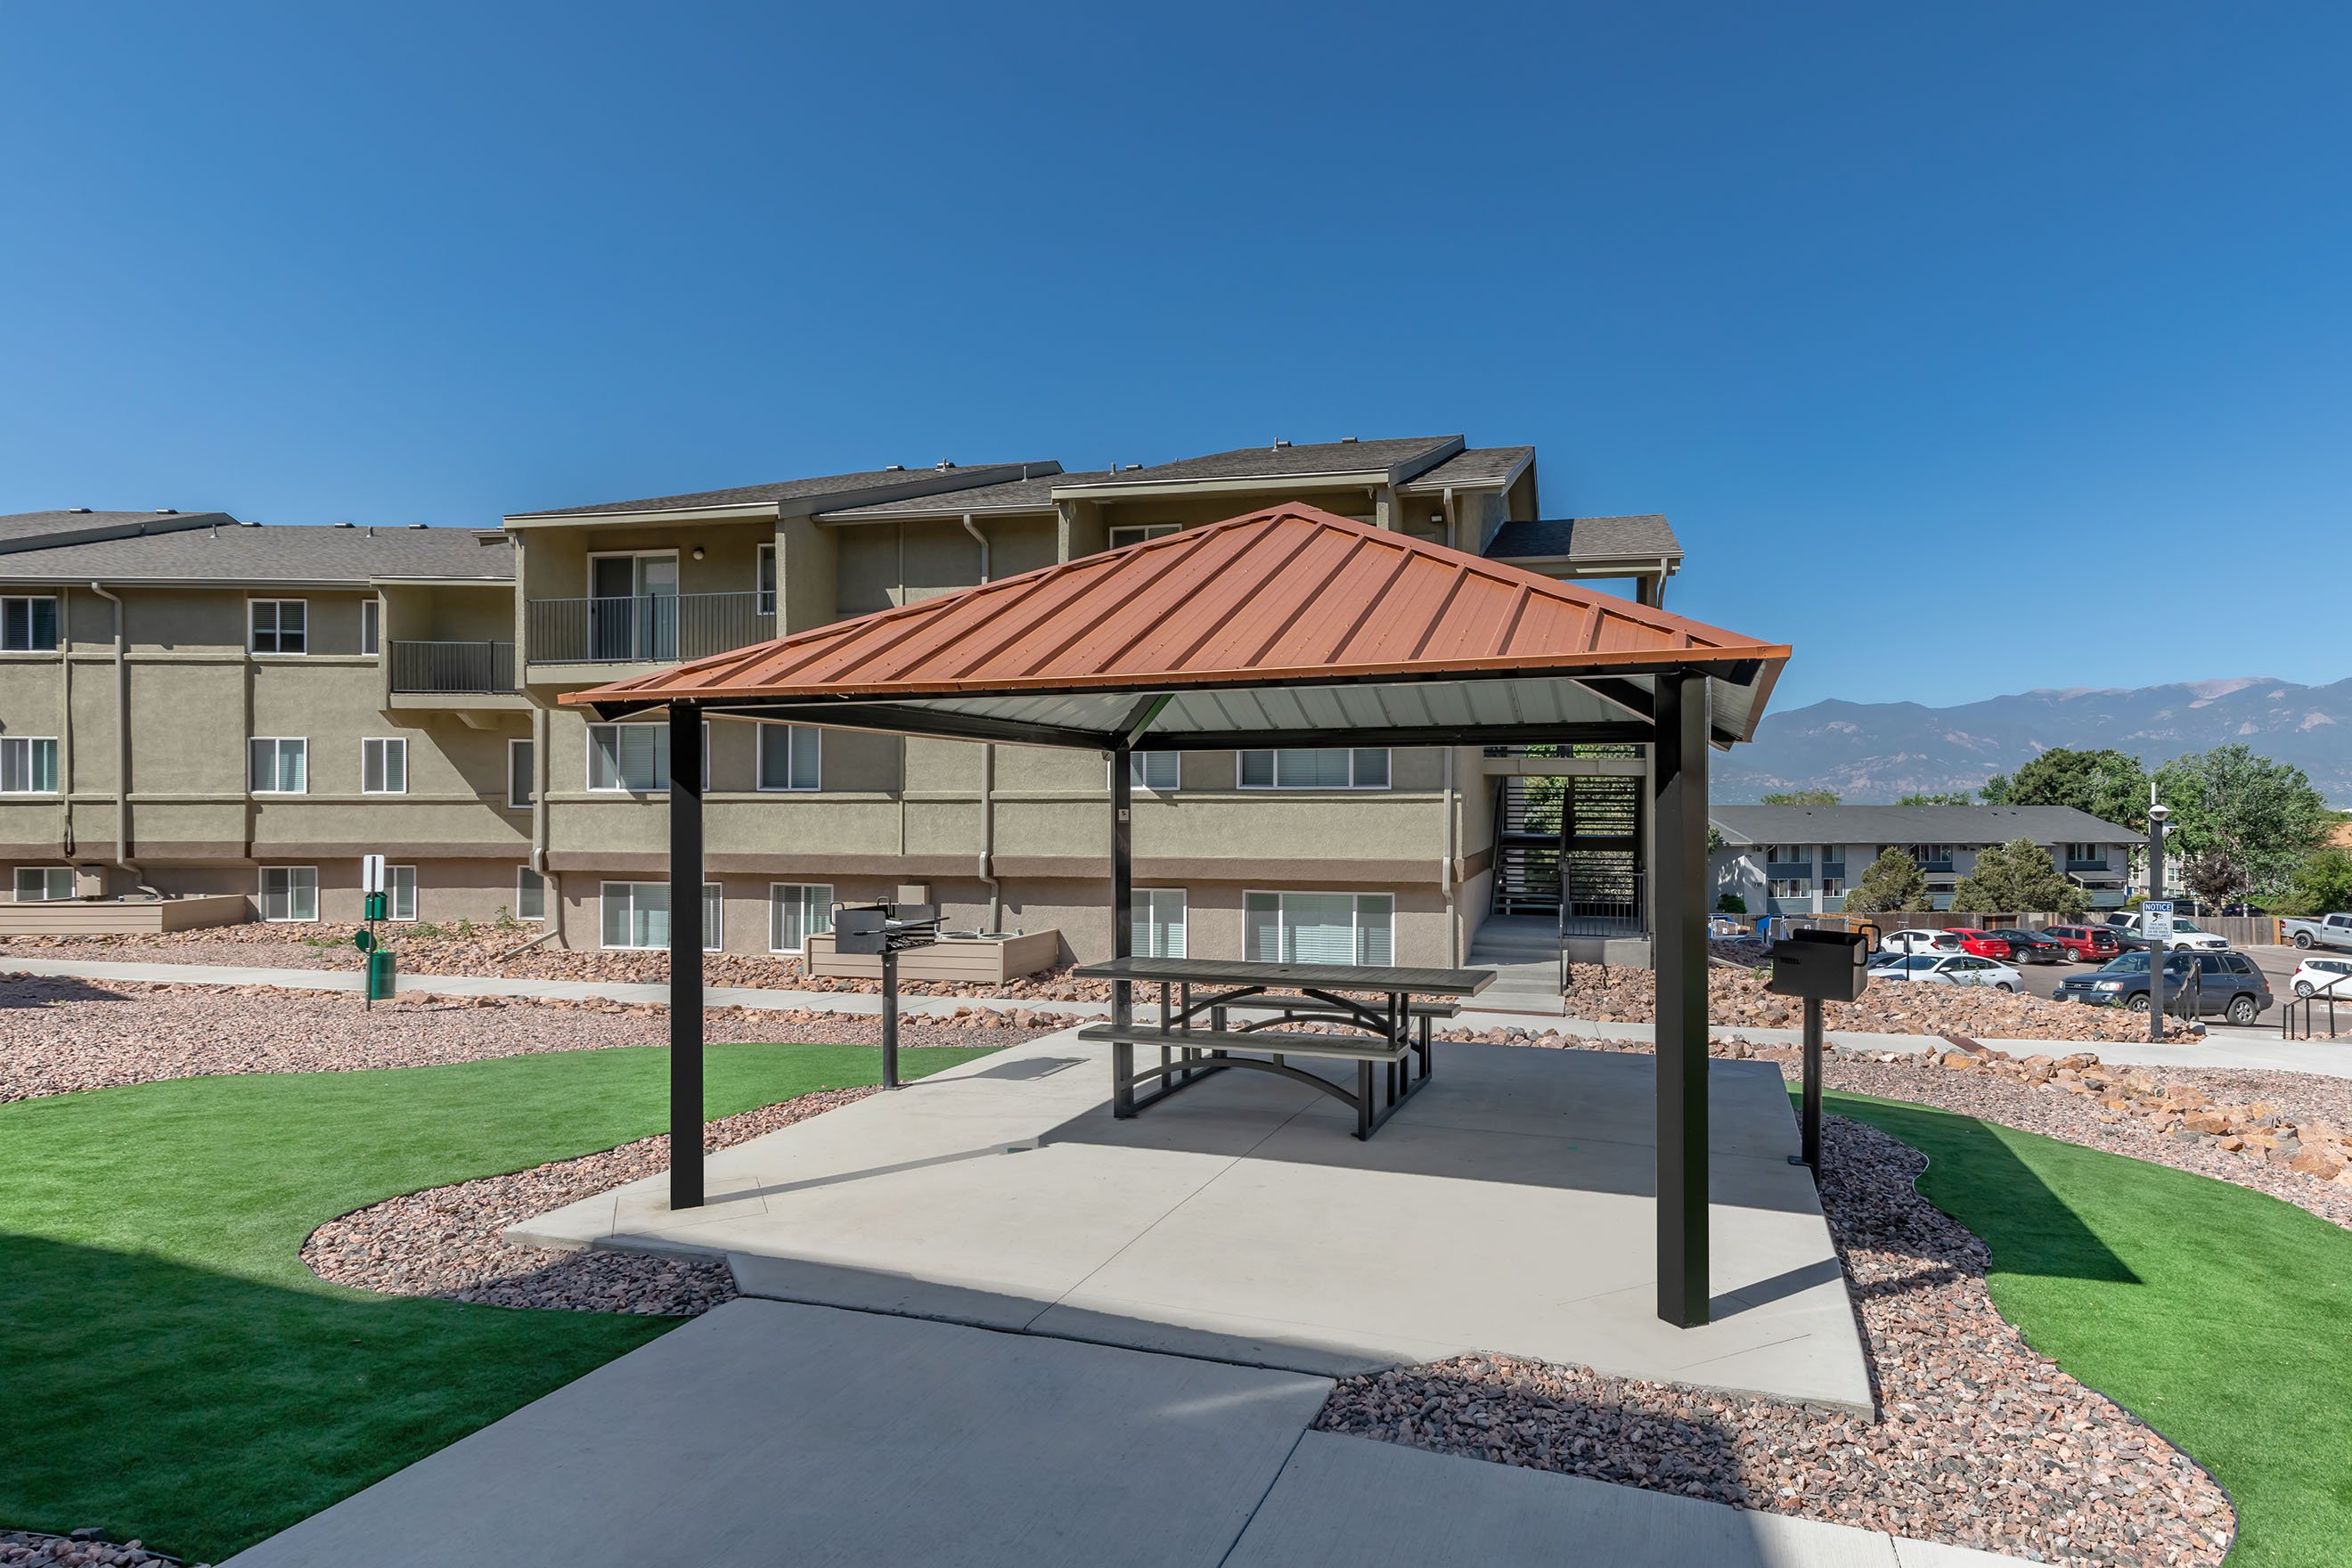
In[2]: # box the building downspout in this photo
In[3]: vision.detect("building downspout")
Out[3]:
[1441,486,1458,552]
[88,583,154,897]
[1441,745,1460,967]
[55,589,73,862]
[963,514,1001,930]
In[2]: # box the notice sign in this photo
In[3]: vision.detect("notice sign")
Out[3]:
[362,853,388,894]
[2143,900,2176,942]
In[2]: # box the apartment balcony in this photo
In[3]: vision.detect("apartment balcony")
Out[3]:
[525,592,776,682]
[387,640,525,713]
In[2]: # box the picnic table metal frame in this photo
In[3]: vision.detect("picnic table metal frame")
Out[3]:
[1073,956,1490,1139]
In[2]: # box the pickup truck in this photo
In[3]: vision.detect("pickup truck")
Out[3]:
[2104,911,2230,952]
[2281,912,2352,951]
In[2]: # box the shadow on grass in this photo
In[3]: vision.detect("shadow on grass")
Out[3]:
[0,1231,672,1563]
[1804,1089,2140,1284]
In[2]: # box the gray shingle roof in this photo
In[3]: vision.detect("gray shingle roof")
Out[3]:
[818,470,1116,520]
[1396,446,1533,494]
[1710,804,2136,847]
[0,509,235,554]
[1052,437,1461,490]
[1485,515,1683,564]
[0,524,514,584]
[510,462,1060,519]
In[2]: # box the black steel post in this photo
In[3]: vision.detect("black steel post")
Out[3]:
[2147,816,2167,1044]
[668,700,706,1212]
[1801,996,1824,1172]
[1110,747,1135,1114]
[880,944,901,1089]
[1654,670,1711,1328]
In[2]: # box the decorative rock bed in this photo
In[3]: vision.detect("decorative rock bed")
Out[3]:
[0,1530,192,1568]
[302,1089,877,1313]
[0,975,1077,1105]
[1318,1115,2234,1566]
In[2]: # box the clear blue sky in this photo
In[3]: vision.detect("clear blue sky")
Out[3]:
[3,3,2345,709]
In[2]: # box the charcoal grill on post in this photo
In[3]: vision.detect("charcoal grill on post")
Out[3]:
[831,901,943,1088]
[1766,927,1871,1172]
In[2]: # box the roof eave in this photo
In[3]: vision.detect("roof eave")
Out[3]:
[1049,470,1400,502]
[1398,448,1534,495]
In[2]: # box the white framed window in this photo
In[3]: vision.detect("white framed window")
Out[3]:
[1111,752,1180,792]
[14,867,73,902]
[2,596,61,652]
[249,599,307,655]
[587,723,668,792]
[387,864,417,921]
[361,737,408,795]
[1768,878,1808,899]
[249,738,308,794]
[515,866,547,922]
[1237,748,1390,790]
[756,723,821,791]
[0,736,59,794]
[600,880,721,951]
[1131,887,1187,958]
[1243,891,1393,965]
[1108,523,1180,551]
[359,598,380,657]
[756,542,778,616]
[259,866,318,922]
[508,739,535,810]
[769,883,834,952]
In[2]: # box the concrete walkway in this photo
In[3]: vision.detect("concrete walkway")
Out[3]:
[10,953,2348,1074]
[222,1298,2017,1568]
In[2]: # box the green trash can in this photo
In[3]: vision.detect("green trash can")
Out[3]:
[366,947,396,1001]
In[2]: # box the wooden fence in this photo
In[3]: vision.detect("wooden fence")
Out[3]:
[1767,911,2287,946]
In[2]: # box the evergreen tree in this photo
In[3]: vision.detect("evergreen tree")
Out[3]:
[1760,788,1841,805]
[1949,837,2087,917]
[1845,848,1929,914]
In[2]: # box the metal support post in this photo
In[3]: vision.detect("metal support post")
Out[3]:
[1801,996,1824,1172]
[669,700,706,1213]
[880,945,901,1089]
[2147,817,2167,1044]
[1110,747,1134,1116]
[1654,670,1711,1328]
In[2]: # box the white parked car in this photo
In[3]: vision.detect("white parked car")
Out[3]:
[1880,928,1964,955]
[1869,952,2024,992]
[2291,955,2352,1000]
[2105,912,2230,951]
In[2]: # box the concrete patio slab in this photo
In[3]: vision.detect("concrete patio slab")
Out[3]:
[222,1298,1332,1568]
[1223,1432,2022,1567]
[514,1029,1874,1409]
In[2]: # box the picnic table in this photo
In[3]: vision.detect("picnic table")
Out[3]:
[1071,956,1495,1139]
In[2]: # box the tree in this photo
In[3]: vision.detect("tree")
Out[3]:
[1949,837,2087,917]
[2182,847,2251,911]
[2280,847,2352,918]
[1845,848,1929,914]
[2151,745,2332,898]
[1716,892,1748,914]
[1980,748,2151,829]
[1898,790,1977,805]
[1760,788,1841,805]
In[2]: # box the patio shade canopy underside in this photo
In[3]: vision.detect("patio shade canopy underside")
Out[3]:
[567,504,1789,746]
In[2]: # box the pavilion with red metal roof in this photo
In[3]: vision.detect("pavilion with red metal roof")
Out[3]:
[570,504,1793,1328]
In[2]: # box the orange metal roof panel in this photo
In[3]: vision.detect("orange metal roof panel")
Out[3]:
[565,505,1790,706]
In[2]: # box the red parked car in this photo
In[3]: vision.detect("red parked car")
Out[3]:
[1941,927,2016,960]
[2042,925,2122,963]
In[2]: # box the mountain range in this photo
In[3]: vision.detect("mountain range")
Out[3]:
[1722,677,2352,806]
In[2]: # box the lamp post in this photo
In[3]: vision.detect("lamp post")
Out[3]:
[2147,802,2171,1044]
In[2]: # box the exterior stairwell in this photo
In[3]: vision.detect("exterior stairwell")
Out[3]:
[1473,773,1654,1012]
[1465,913,1572,1015]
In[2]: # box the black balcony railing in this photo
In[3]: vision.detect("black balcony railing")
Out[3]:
[526,592,775,665]
[389,640,515,694]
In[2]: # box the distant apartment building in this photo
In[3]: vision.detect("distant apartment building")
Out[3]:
[0,436,1690,968]
[1709,804,2138,915]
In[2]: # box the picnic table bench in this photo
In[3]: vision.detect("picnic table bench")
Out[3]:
[1070,956,1495,1139]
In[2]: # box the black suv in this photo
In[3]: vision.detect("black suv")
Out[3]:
[2055,951,2273,1024]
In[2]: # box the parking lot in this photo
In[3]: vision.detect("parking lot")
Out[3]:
[2009,943,2308,1030]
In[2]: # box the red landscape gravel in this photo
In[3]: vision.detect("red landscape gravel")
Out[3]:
[1318,1114,2234,1566]
[302,1089,878,1314]
[0,975,1074,1104]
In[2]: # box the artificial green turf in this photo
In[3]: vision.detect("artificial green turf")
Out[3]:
[1826,1091,2352,1568]
[0,1042,992,1560]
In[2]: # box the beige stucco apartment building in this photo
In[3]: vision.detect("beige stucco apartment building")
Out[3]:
[0,436,1685,969]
